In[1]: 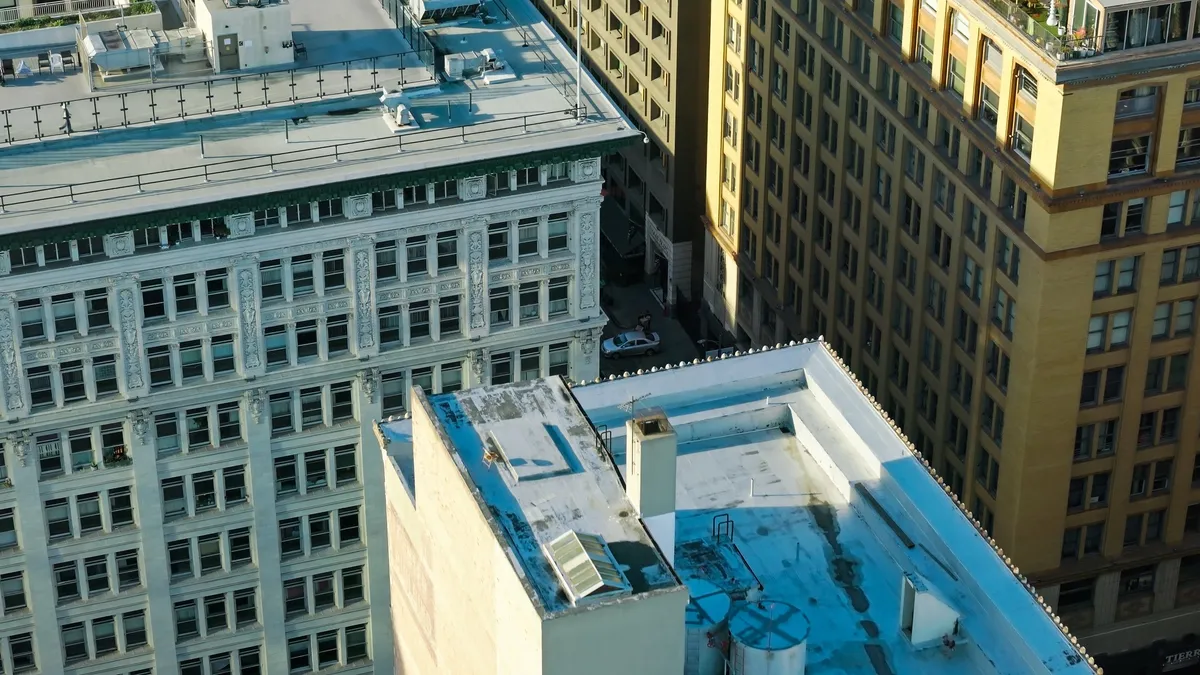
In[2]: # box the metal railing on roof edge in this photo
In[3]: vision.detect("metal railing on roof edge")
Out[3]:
[0,104,590,212]
[0,0,117,25]
[0,50,435,145]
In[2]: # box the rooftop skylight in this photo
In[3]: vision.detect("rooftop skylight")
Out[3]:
[546,530,630,603]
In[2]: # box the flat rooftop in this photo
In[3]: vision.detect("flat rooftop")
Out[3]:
[423,377,678,616]
[383,341,1100,674]
[0,0,633,233]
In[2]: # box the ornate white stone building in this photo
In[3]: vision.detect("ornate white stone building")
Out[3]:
[0,0,635,673]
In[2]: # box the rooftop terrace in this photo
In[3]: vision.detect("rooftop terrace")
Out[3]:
[382,341,1104,674]
[0,0,633,233]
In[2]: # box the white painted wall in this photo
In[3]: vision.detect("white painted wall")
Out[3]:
[197,0,292,73]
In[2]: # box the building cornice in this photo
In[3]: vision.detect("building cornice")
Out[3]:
[4,138,633,250]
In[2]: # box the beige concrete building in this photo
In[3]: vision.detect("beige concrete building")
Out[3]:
[379,341,1102,675]
[700,0,1200,667]
[530,0,711,314]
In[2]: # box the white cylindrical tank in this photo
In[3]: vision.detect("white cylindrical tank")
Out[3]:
[727,600,810,675]
[684,580,733,675]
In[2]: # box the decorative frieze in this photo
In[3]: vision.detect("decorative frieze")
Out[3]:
[467,231,487,330]
[0,299,25,415]
[236,268,263,372]
[226,214,255,239]
[469,348,489,384]
[116,286,146,392]
[5,431,29,466]
[244,389,265,424]
[572,157,601,183]
[128,410,149,443]
[353,249,376,351]
[345,195,372,220]
[577,209,598,311]
[576,326,602,364]
[103,232,136,258]
[358,368,380,403]
[459,176,487,201]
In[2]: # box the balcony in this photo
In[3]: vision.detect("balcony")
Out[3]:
[979,0,1101,61]
[0,0,152,31]
[982,0,1200,64]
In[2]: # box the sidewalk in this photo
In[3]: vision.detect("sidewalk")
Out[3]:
[599,282,698,376]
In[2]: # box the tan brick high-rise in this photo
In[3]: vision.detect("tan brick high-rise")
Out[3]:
[691,0,1200,668]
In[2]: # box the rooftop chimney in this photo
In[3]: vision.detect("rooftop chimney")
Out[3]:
[626,408,677,565]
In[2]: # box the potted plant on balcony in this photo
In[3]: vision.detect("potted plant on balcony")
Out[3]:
[104,445,132,467]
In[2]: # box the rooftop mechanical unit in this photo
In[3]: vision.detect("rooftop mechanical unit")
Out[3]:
[409,0,482,23]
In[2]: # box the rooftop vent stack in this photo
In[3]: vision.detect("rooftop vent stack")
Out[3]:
[626,408,676,565]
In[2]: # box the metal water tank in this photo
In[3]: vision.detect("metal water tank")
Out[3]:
[727,600,810,675]
[684,580,733,675]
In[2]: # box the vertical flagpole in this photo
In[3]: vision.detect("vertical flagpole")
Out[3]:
[575,0,582,122]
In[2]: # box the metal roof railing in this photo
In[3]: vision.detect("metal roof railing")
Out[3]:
[0,50,435,145]
[0,104,589,213]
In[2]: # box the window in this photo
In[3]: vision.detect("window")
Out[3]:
[296,320,319,360]
[116,549,140,589]
[339,507,361,544]
[175,600,199,638]
[0,573,25,613]
[887,1,903,42]
[517,218,539,257]
[205,593,228,633]
[229,528,252,567]
[280,518,303,556]
[440,295,461,337]
[270,392,294,434]
[18,299,45,342]
[85,288,110,330]
[1110,135,1152,176]
[376,241,398,279]
[55,562,79,602]
[489,286,511,326]
[380,306,401,346]
[299,387,323,429]
[197,533,222,573]
[142,279,166,319]
[1011,114,1034,161]
[519,283,539,323]
[174,274,198,314]
[124,610,147,648]
[76,492,103,533]
[63,622,88,663]
[410,301,431,341]
[285,579,307,617]
[85,555,109,595]
[163,477,187,518]
[51,294,77,335]
[489,223,510,262]
[235,588,257,625]
[180,340,204,380]
[289,637,312,672]
[260,260,283,299]
[406,237,428,278]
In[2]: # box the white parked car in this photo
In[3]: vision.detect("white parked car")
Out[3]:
[601,331,661,358]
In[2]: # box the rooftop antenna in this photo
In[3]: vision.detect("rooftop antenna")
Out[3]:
[618,393,650,423]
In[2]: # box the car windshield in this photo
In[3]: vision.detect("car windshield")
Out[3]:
[614,333,639,347]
